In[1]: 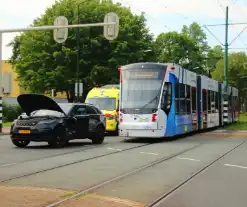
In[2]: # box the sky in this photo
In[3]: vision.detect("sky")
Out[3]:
[1,0,247,60]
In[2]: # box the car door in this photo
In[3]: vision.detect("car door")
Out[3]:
[72,105,89,138]
[86,105,101,133]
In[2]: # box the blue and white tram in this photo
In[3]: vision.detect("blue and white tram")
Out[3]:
[118,62,239,138]
[198,75,220,129]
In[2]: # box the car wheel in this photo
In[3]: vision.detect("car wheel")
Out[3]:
[92,126,105,144]
[48,127,67,148]
[12,139,30,148]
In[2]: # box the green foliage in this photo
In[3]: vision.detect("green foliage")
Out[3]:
[8,0,153,102]
[182,22,209,53]
[224,114,247,130]
[212,52,247,104]
[3,101,23,122]
[207,45,224,76]
[154,31,205,74]
[7,0,244,104]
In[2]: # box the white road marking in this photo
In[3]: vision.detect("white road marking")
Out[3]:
[140,152,159,156]
[177,157,200,162]
[107,147,122,151]
[224,164,247,169]
[0,163,16,168]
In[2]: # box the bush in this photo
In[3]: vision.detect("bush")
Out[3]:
[3,101,23,122]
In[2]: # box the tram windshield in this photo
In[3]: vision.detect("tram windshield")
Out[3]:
[121,65,166,114]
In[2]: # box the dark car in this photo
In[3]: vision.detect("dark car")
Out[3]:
[10,94,106,148]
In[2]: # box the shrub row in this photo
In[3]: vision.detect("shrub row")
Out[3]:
[3,101,23,123]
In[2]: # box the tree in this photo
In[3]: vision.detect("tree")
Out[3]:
[182,22,209,52]
[154,31,205,73]
[8,0,154,102]
[182,22,211,74]
[206,45,224,77]
[212,52,247,105]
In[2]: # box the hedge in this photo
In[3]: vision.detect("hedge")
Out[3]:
[3,101,23,123]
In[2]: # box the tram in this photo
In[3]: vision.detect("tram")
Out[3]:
[118,62,239,138]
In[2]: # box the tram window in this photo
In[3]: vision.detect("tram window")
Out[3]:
[202,89,207,112]
[192,87,197,113]
[207,90,211,112]
[215,92,219,112]
[179,84,186,114]
[186,85,191,114]
[179,84,185,98]
[175,82,180,115]
[211,91,215,113]
[186,85,191,99]
[161,83,172,114]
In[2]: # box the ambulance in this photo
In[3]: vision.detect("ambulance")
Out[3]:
[85,85,120,135]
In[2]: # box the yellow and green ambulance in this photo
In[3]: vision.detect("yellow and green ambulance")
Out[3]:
[85,85,120,135]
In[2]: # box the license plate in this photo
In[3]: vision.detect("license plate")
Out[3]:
[19,130,31,134]
[139,118,148,122]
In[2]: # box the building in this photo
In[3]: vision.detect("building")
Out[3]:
[2,61,68,105]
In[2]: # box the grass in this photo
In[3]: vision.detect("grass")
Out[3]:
[2,122,12,128]
[224,113,247,130]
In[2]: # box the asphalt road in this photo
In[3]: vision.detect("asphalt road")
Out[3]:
[0,135,124,166]
[1,132,247,207]
[91,137,246,204]
[154,139,247,207]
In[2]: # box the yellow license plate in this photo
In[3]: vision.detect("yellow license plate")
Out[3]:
[19,130,31,134]
[139,118,148,122]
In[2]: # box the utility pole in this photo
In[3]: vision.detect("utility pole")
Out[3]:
[76,3,81,102]
[224,6,229,93]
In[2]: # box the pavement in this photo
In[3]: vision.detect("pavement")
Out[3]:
[154,139,247,207]
[0,131,247,207]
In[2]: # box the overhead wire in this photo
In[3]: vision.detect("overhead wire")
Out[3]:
[117,0,173,31]
[216,0,247,49]
[152,0,226,47]
[117,0,247,53]
[230,0,247,48]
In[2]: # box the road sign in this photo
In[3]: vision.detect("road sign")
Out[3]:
[79,82,83,96]
[75,82,83,97]
[53,16,68,43]
[75,82,78,96]
[104,12,119,40]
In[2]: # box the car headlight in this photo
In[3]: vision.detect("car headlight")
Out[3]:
[38,120,57,125]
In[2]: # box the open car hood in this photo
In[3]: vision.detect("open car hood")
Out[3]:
[17,94,65,116]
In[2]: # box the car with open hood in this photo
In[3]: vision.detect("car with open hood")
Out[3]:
[10,94,106,148]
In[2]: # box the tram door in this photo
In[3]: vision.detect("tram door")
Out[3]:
[202,89,207,128]
[191,87,197,131]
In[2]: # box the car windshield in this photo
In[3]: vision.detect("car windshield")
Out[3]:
[31,109,64,117]
[86,97,116,111]
[58,104,73,115]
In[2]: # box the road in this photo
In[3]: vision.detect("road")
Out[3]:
[0,132,247,207]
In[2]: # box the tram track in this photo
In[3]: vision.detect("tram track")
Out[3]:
[0,140,128,169]
[44,143,203,207]
[0,140,155,183]
[146,139,247,207]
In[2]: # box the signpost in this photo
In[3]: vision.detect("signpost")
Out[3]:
[0,12,120,131]
[74,81,83,102]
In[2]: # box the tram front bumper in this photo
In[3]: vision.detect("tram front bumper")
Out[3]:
[119,128,165,138]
